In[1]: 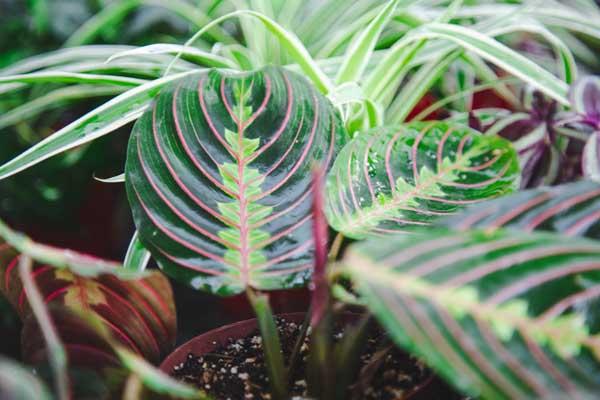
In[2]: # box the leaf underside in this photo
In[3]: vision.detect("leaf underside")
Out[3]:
[125,66,346,295]
[324,122,520,238]
[346,228,600,399]
[443,180,600,239]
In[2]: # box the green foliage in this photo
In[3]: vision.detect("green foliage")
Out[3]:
[325,121,520,238]
[2,1,600,399]
[125,66,346,294]
[345,227,600,398]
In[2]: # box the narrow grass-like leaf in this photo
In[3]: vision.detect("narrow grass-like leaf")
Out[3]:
[0,71,145,86]
[115,347,207,399]
[94,173,125,183]
[143,0,235,44]
[0,85,126,130]
[335,0,402,84]
[0,70,197,180]
[413,23,570,105]
[65,0,142,47]
[106,44,237,69]
[169,10,333,93]
[126,66,346,294]
[0,45,135,75]
[345,228,600,398]
[325,122,520,238]
[247,289,288,399]
[443,180,600,238]
[387,49,460,123]
[124,231,151,271]
[19,256,69,400]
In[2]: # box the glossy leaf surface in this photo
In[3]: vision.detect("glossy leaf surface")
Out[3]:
[325,122,520,238]
[126,66,345,295]
[345,228,600,399]
[443,180,600,238]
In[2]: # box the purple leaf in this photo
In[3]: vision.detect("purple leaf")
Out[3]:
[569,76,600,127]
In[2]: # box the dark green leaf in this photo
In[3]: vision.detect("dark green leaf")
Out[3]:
[345,228,600,399]
[443,180,600,238]
[125,66,346,295]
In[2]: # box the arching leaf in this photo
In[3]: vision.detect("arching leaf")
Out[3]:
[344,228,600,399]
[324,122,520,238]
[443,180,600,238]
[125,66,346,295]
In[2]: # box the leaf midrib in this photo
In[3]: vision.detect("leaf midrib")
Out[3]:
[338,145,476,235]
[348,250,600,359]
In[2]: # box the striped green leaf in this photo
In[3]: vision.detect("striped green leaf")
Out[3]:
[345,228,600,399]
[324,122,520,238]
[443,180,600,239]
[105,44,237,69]
[0,71,198,180]
[335,0,402,84]
[125,66,346,295]
[414,23,570,105]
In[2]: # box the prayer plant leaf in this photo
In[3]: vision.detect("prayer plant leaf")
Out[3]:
[125,66,346,295]
[0,239,177,385]
[324,122,520,239]
[345,228,600,399]
[443,180,600,238]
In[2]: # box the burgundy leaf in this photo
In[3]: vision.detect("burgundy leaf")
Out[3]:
[0,240,177,393]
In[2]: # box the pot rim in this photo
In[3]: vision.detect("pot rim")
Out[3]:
[160,312,306,372]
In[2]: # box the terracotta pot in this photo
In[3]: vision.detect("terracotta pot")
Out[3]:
[159,313,454,399]
[160,312,306,373]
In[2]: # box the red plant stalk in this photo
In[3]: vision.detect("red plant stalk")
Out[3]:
[310,165,329,327]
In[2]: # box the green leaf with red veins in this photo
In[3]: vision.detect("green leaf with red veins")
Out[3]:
[344,228,600,399]
[0,241,177,382]
[324,122,520,239]
[125,66,346,295]
[442,180,600,238]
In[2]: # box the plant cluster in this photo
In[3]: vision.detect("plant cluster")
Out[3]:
[2,0,600,399]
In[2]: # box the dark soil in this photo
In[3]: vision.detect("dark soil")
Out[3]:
[171,317,465,399]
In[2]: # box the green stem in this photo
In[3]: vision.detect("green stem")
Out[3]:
[19,256,70,400]
[246,288,289,400]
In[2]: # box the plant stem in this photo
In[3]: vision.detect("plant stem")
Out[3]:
[19,256,70,400]
[122,374,143,400]
[328,232,345,262]
[246,288,288,400]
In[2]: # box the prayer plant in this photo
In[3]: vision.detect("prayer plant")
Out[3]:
[2,0,600,399]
